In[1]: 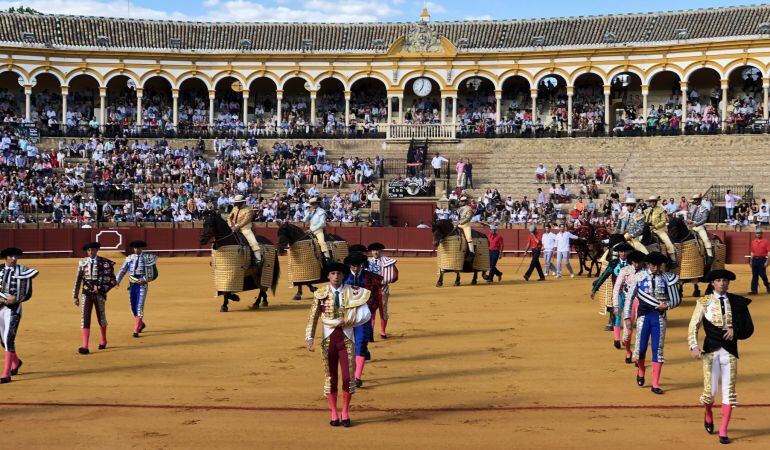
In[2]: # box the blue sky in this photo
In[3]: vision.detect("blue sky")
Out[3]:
[0,0,757,22]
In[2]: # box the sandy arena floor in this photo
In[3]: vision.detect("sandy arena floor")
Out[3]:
[1,255,768,449]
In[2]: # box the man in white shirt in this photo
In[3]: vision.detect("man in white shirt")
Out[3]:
[431,153,449,178]
[724,190,741,220]
[555,224,578,278]
[535,164,547,183]
[541,224,558,276]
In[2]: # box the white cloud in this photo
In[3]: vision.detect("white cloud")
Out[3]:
[424,1,445,14]
[0,0,187,20]
[202,0,220,6]
[465,14,492,21]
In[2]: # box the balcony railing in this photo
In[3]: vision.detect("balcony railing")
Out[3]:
[387,124,456,140]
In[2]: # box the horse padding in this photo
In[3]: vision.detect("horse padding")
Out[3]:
[598,279,613,315]
[259,244,277,288]
[673,240,704,280]
[287,240,322,284]
[437,235,489,271]
[211,245,249,292]
[330,241,349,263]
[711,241,727,271]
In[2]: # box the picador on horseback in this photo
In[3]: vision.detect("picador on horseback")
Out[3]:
[645,196,678,268]
[455,196,475,258]
[689,194,715,266]
[615,198,648,255]
[305,197,332,264]
[228,195,262,266]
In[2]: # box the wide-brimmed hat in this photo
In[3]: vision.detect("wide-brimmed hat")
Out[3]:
[705,269,736,282]
[367,242,385,251]
[459,196,468,202]
[624,198,637,205]
[128,240,147,249]
[82,242,101,251]
[613,242,634,252]
[644,251,669,265]
[344,252,368,266]
[691,194,703,201]
[308,197,319,204]
[323,262,350,278]
[233,195,245,203]
[647,196,660,202]
[0,247,23,258]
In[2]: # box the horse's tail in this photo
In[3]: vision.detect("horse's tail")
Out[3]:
[270,252,280,295]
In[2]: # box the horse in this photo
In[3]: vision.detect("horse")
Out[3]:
[431,219,485,287]
[277,222,346,300]
[667,216,721,297]
[199,211,280,312]
[572,224,611,277]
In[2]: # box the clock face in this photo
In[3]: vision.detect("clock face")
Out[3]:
[413,77,433,97]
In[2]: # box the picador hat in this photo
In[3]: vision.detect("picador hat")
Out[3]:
[308,197,319,204]
[82,242,101,251]
[128,240,148,249]
[647,196,660,202]
[0,247,23,258]
[613,242,634,252]
[367,242,386,251]
[705,269,736,282]
[624,198,637,205]
[627,250,646,264]
[323,262,350,277]
[691,194,703,201]
[233,195,245,203]
[644,251,669,265]
[348,244,368,253]
[344,252,368,266]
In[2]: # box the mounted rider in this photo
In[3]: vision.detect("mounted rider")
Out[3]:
[305,197,332,263]
[689,194,714,265]
[615,198,648,254]
[454,196,475,257]
[645,196,678,268]
[227,195,262,265]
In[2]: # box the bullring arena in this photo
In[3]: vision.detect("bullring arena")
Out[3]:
[2,2,770,448]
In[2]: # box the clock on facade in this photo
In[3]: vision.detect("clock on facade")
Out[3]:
[412,77,433,97]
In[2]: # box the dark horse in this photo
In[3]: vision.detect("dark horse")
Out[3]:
[572,224,612,277]
[277,222,346,300]
[200,211,280,312]
[431,219,483,286]
[667,216,720,297]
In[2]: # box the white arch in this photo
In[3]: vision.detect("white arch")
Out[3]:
[570,70,608,87]
[644,66,684,86]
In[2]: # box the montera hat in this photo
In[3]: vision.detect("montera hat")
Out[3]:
[323,262,351,277]
[348,244,368,253]
[627,250,646,264]
[0,247,23,258]
[644,251,669,265]
[344,252,368,266]
[705,269,736,282]
[367,242,386,251]
[82,242,101,251]
[128,240,148,248]
[613,242,634,252]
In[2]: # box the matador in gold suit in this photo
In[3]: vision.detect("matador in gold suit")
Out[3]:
[645,196,677,267]
[687,269,753,444]
[454,196,475,255]
[228,195,262,264]
[305,262,372,427]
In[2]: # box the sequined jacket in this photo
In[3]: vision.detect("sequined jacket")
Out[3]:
[456,206,473,226]
[688,293,753,357]
[0,264,39,308]
[625,268,681,319]
[228,205,254,230]
[645,205,668,230]
[305,284,372,341]
[73,256,117,298]
[116,253,159,285]
[690,204,711,226]
[615,209,645,238]
[344,270,383,312]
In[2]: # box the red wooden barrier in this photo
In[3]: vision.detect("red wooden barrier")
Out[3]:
[0,227,759,263]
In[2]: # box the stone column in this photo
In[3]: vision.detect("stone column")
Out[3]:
[530,88,538,122]
[136,88,143,127]
[680,81,688,131]
[566,86,574,132]
[24,88,31,122]
[386,95,393,139]
[764,77,770,121]
[242,89,249,126]
[276,90,283,126]
[310,92,317,128]
[99,87,106,127]
[172,89,179,128]
[603,84,611,133]
[641,85,649,126]
[721,80,729,133]
[440,96,446,125]
[451,95,457,126]
[495,89,502,123]
[61,86,68,130]
[344,91,351,126]
[397,95,403,124]
[208,90,215,129]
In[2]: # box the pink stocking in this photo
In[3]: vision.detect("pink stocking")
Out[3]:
[11,352,19,369]
[328,393,339,420]
[613,326,621,342]
[705,403,714,425]
[342,391,351,420]
[381,319,388,336]
[81,328,90,349]
[637,358,646,377]
[719,404,732,437]
[99,326,108,345]
[652,362,663,388]
[2,352,13,378]
[624,338,632,358]
[134,317,143,333]
[355,356,366,379]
